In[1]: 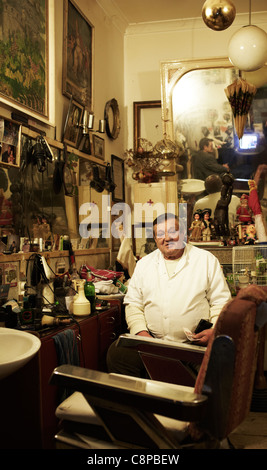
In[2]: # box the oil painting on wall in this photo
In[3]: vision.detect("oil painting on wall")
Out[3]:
[0,0,48,117]
[63,0,94,110]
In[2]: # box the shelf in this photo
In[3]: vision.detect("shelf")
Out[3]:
[0,248,110,263]
[21,126,106,166]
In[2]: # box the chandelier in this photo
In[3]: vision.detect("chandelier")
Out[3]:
[124,138,184,184]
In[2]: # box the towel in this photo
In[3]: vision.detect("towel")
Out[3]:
[94,280,119,294]
[117,237,136,277]
[52,329,80,402]
[53,329,80,367]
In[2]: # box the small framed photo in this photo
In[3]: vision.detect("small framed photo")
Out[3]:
[92,134,105,160]
[78,134,91,155]
[0,117,21,168]
[111,155,125,202]
[63,96,84,147]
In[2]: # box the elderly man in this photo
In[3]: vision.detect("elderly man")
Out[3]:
[107,212,231,377]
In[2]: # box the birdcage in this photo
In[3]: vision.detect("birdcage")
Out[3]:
[232,244,267,288]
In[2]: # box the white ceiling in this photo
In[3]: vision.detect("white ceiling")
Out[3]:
[100,0,267,25]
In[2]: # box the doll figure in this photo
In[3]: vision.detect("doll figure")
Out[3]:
[189,210,203,241]
[213,172,234,237]
[201,208,213,241]
[236,194,252,225]
[244,224,256,245]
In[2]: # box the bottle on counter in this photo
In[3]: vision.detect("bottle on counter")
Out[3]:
[65,264,80,313]
[84,270,96,312]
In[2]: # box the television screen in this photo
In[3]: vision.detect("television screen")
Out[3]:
[239,133,258,151]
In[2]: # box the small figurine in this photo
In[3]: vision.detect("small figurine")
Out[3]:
[236,194,252,225]
[189,210,203,241]
[201,208,213,241]
[244,224,257,245]
[213,173,234,238]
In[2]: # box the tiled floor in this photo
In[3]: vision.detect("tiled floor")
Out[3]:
[228,411,267,449]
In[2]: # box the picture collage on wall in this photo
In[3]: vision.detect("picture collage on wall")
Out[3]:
[0,117,21,168]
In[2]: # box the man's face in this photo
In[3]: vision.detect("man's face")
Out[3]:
[204,141,213,153]
[154,218,185,259]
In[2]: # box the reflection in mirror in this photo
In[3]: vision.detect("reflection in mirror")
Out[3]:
[172,68,238,151]
[161,59,267,181]
[161,58,267,227]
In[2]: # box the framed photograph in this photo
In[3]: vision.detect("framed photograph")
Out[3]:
[78,134,91,155]
[0,0,49,118]
[111,155,125,202]
[0,117,21,168]
[63,97,84,147]
[93,134,105,160]
[79,156,93,185]
[133,100,161,151]
[63,0,94,110]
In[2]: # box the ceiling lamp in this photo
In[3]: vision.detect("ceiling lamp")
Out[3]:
[202,0,236,31]
[228,1,267,71]
[242,65,267,88]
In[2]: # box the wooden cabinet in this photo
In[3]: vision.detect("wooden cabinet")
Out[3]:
[0,304,121,449]
[97,306,121,370]
[133,181,178,222]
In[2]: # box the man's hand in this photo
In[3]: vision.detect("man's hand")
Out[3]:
[137,330,153,337]
[192,328,214,346]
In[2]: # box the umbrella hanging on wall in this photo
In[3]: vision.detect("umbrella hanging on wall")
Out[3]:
[224,77,257,139]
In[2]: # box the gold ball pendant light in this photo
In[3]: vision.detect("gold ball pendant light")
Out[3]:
[202,0,236,31]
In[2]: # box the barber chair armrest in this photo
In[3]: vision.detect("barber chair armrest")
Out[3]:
[117,334,206,386]
[117,333,206,358]
[50,364,207,423]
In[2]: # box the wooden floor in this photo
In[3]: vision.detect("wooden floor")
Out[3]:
[228,412,267,449]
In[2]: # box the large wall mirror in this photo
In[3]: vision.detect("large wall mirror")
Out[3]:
[160,58,267,186]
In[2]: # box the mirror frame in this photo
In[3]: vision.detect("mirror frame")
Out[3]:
[133,100,161,151]
[160,57,234,141]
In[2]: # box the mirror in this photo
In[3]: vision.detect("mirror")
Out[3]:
[104,98,121,140]
[161,58,267,183]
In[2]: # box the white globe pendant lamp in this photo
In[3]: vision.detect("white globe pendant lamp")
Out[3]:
[242,65,267,88]
[228,1,267,72]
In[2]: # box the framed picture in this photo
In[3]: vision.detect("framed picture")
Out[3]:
[111,155,125,202]
[63,0,94,110]
[93,134,105,160]
[0,0,49,118]
[78,134,91,155]
[63,97,84,147]
[133,100,161,151]
[0,117,21,168]
[79,156,93,185]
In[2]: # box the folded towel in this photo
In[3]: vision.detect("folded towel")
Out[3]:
[94,280,119,294]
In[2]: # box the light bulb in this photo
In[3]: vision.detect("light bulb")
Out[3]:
[228,25,267,72]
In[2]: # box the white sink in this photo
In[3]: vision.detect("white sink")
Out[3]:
[0,328,41,380]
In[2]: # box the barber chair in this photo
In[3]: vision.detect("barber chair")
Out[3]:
[50,289,267,449]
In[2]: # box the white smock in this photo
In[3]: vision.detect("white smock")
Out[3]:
[124,243,231,342]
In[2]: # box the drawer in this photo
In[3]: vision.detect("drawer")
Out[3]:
[98,308,121,333]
